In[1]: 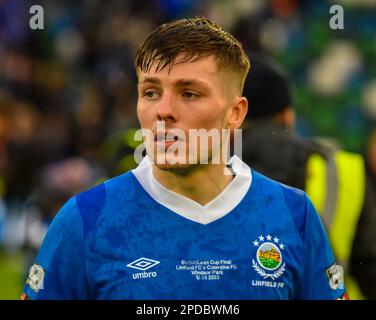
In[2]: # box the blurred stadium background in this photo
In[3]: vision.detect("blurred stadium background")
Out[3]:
[0,0,376,299]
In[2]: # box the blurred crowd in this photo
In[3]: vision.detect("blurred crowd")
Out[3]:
[0,0,376,297]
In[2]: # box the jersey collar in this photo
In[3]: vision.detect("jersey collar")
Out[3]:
[132,156,252,225]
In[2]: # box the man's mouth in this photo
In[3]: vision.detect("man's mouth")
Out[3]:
[155,135,179,142]
[154,131,186,142]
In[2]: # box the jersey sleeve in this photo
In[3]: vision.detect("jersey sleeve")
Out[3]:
[297,194,346,299]
[22,197,89,299]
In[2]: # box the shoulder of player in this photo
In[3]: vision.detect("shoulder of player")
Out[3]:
[252,170,308,238]
[252,169,306,202]
[251,169,304,196]
[74,170,137,205]
[39,173,138,232]
[68,171,138,234]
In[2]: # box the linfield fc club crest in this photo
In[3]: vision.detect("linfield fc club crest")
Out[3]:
[252,234,286,280]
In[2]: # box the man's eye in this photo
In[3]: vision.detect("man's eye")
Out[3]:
[182,92,199,100]
[144,91,159,99]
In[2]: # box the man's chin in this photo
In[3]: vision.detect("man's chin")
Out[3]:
[148,150,214,173]
[154,162,198,174]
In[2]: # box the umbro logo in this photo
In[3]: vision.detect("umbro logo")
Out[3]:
[127,257,160,271]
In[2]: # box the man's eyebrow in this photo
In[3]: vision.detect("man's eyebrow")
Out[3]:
[138,77,211,91]
[138,77,161,85]
[174,79,210,90]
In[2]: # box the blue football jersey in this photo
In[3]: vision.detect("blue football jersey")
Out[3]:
[23,156,345,299]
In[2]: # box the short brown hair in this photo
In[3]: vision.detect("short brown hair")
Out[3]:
[135,17,250,94]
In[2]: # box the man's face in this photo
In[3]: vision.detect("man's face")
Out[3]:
[137,55,239,172]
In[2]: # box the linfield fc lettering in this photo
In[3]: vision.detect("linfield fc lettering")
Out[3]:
[251,280,285,288]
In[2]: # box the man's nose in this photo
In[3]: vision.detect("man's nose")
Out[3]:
[156,92,176,121]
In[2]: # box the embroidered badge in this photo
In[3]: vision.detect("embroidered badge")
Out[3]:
[252,234,286,280]
[326,263,344,290]
[26,264,45,293]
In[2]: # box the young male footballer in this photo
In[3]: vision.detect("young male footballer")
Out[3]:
[21,18,348,300]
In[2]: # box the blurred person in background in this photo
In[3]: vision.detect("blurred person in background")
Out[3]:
[241,53,375,299]
[365,129,376,179]
[1,100,43,203]
[1,157,104,276]
[350,128,376,298]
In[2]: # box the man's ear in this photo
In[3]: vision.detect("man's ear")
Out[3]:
[227,97,248,130]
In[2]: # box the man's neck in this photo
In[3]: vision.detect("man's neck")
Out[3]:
[152,163,234,206]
